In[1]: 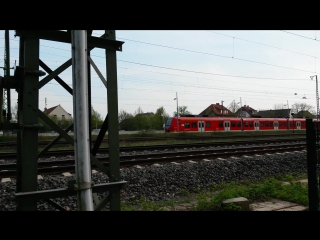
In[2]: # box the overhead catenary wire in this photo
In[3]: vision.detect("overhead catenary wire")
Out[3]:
[1,31,318,115]
[208,31,319,58]
[281,30,320,42]
[2,32,319,74]
[0,39,317,80]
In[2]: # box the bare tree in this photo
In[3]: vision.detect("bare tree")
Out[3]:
[291,102,315,114]
[228,100,240,113]
[133,106,144,117]
[274,103,287,110]
[118,109,133,123]
[11,103,18,122]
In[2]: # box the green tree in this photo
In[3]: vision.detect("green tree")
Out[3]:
[91,105,103,129]
[151,106,170,130]
[118,109,134,130]
[173,106,192,116]
[133,107,151,130]
[38,115,73,133]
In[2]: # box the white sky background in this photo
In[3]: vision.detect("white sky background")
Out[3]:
[0,30,319,118]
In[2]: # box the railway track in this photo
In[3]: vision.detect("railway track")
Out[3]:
[0,142,307,178]
[0,133,305,148]
[0,138,305,159]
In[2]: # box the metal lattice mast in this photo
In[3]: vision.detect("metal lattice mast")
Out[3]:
[3,30,10,125]
[316,76,319,122]
[311,75,320,192]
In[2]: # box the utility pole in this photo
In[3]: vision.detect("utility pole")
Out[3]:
[71,30,94,211]
[221,100,224,117]
[310,75,320,189]
[174,92,179,132]
[240,98,243,131]
[287,100,289,130]
[240,97,243,118]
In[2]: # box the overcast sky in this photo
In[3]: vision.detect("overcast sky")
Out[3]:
[0,30,319,118]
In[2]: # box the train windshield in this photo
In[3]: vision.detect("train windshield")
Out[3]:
[166,118,173,127]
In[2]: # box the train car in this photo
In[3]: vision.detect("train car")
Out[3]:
[164,116,316,133]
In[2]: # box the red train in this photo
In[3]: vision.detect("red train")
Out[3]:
[165,116,318,133]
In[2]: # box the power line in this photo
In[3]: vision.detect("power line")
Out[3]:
[208,31,319,58]
[281,30,320,42]
[45,68,316,94]
[2,52,316,96]
[3,51,314,85]
[118,58,317,76]
[3,33,318,74]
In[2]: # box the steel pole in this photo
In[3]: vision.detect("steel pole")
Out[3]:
[71,30,94,211]
[240,97,243,131]
[176,92,179,132]
[4,30,11,123]
[222,100,224,117]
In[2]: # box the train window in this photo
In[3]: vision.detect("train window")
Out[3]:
[191,122,197,128]
[249,123,253,127]
[270,123,273,127]
[185,122,190,128]
[283,123,286,127]
[260,123,264,127]
[279,123,282,126]
[219,122,223,127]
[265,122,268,127]
[231,122,235,127]
[245,122,248,127]
[165,118,173,127]
[206,122,211,128]
[237,122,241,127]
[290,123,293,127]
[302,123,305,126]
[178,120,180,124]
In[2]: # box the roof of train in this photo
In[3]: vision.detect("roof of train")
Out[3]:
[169,116,313,121]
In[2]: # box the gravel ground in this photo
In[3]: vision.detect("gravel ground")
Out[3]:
[0,149,311,211]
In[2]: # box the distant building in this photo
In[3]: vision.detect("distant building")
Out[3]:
[235,105,259,118]
[198,103,235,117]
[257,109,291,118]
[43,104,72,120]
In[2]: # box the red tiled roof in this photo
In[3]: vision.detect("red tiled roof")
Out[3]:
[199,104,233,117]
[44,105,58,115]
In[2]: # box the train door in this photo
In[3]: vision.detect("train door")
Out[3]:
[296,121,301,130]
[254,121,259,131]
[224,121,230,131]
[198,121,204,132]
[274,121,278,130]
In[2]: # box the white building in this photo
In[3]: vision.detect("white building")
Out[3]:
[43,104,72,120]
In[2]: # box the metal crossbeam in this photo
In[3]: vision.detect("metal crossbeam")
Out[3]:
[13,30,124,211]
[88,56,107,88]
[15,30,124,51]
[38,59,72,89]
[38,123,73,158]
[38,109,109,175]
[15,181,127,201]
[39,60,73,95]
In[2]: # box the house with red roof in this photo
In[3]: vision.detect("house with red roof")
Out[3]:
[43,104,72,120]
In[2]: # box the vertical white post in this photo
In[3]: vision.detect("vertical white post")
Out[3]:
[176,92,179,132]
[240,97,243,131]
[71,30,94,211]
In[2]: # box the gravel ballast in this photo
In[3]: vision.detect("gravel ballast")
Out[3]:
[0,151,310,211]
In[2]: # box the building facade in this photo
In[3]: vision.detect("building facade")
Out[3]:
[43,104,72,120]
